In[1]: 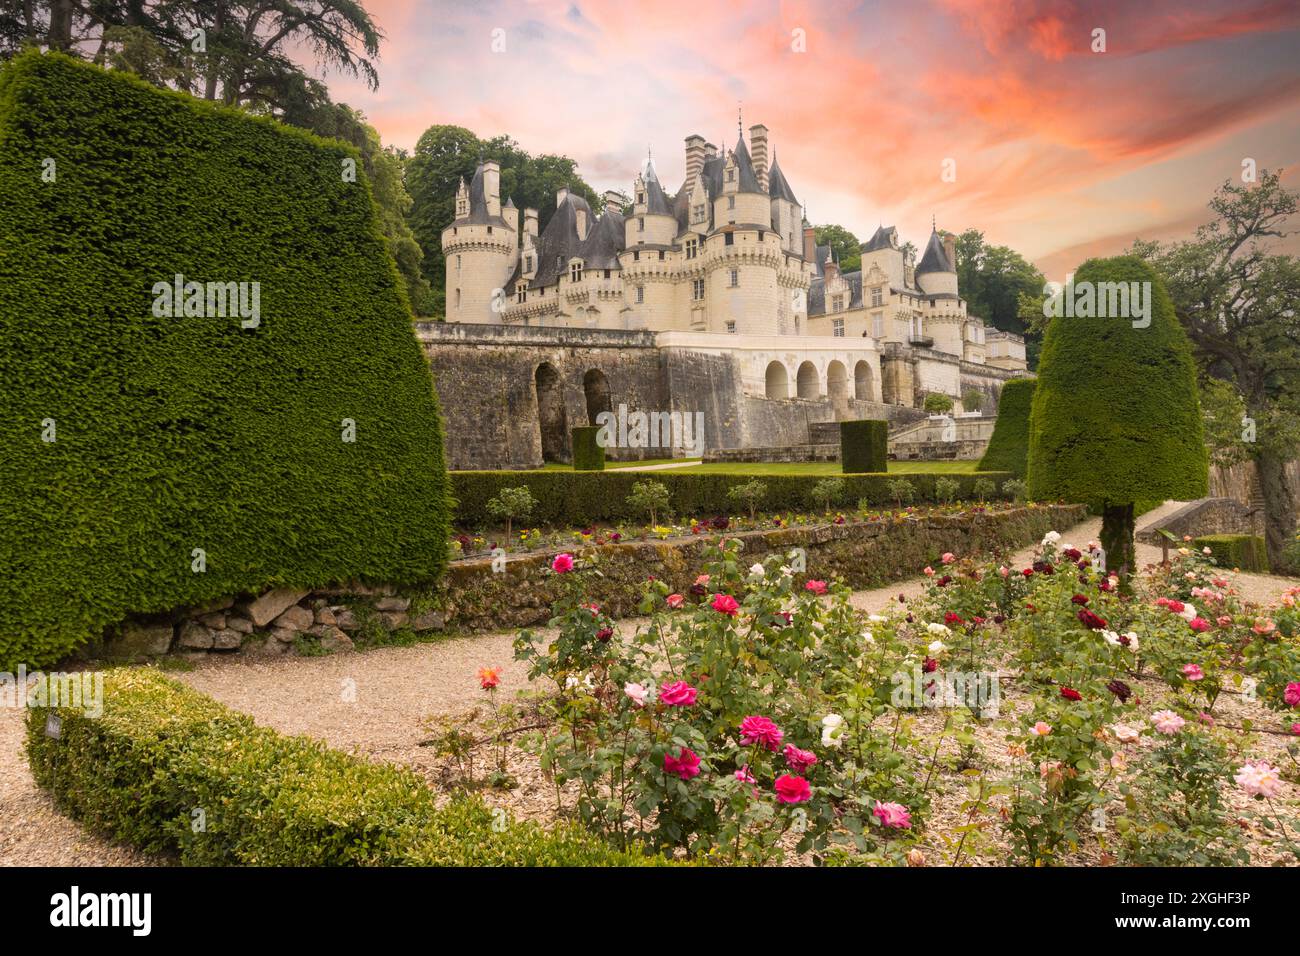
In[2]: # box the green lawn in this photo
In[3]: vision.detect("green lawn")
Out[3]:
[541,459,979,475]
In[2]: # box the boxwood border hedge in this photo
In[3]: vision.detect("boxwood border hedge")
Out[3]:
[0,52,450,670]
[1194,534,1268,573]
[25,669,661,866]
[451,470,1014,528]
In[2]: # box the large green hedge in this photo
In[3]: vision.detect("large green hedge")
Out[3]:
[0,52,450,669]
[26,669,659,866]
[977,377,1035,477]
[1194,534,1268,573]
[1028,256,1207,505]
[841,420,888,473]
[452,469,1013,528]
[572,426,605,471]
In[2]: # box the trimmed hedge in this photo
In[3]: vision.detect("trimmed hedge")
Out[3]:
[25,669,661,866]
[841,420,887,474]
[572,426,605,471]
[0,53,450,670]
[452,470,1014,528]
[977,377,1035,477]
[1028,256,1207,505]
[1194,534,1268,573]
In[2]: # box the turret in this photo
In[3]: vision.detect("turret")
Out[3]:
[439,159,518,323]
[916,226,958,296]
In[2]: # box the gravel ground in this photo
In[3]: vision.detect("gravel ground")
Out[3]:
[4,502,1296,867]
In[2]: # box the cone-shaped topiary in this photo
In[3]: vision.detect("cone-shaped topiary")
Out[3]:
[1028,256,1207,579]
[0,52,450,669]
[977,377,1035,477]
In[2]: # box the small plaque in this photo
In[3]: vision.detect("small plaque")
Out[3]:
[44,713,62,740]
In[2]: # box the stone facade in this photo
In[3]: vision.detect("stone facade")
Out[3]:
[95,503,1084,661]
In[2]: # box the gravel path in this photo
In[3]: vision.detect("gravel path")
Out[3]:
[4,501,1294,866]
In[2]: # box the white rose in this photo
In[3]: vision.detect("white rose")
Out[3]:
[749,563,765,579]
[1042,531,1061,546]
[1179,604,1198,622]
[926,622,951,636]
[862,630,875,644]
[821,714,845,748]
[1125,632,1140,652]
[868,614,888,624]
[928,640,947,655]
[1101,629,1121,646]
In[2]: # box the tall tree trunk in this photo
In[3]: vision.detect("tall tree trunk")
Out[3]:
[1256,450,1297,572]
[47,0,73,50]
[204,2,224,100]
[1100,502,1135,591]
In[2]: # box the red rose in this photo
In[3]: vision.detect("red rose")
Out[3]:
[1060,686,1082,701]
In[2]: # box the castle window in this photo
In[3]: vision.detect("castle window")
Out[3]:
[871,287,883,308]
[454,288,461,307]
[692,278,704,301]
[487,226,493,234]
[726,321,736,333]
[635,285,644,304]
[525,255,533,272]
[570,262,583,283]
[685,238,698,260]
[638,218,644,232]
[692,204,706,222]
[872,312,884,338]
[727,196,735,210]
[516,286,526,303]
[832,295,844,312]
[832,318,845,336]
[727,168,735,182]
[633,251,640,261]
[724,233,734,246]
[556,256,563,271]
[729,268,738,287]
[604,269,611,279]
[658,250,665,261]
[456,255,462,272]
[637,192,645,204]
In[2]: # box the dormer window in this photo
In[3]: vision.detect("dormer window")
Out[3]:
[728,196,735,210]
[727,168,735,183]
[692,204,706,222]
[638,218,644,232]
[637,191,645,204]
[871,287,883,308]
[685,238,698,260]
[556,255,563,271]
[516,285,526,303]
[456,196,468,217]
[570,262,583,282]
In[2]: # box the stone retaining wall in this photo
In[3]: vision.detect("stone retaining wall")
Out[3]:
[95,503,1084,662]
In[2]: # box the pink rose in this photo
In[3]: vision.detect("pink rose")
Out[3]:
[663,747,701,780]
[873,800,912,829]
[734,765,756,785]
[1151,710,1185,735]
[774,774,811,803]
[551,553,574,573]
[941,552,956,565]
[1183,663,1205,681]
[784,744,818,774]
[694,574,710,586]
[1291,723,1300,736]
[1285,682,1300,707]
[1029,721,1052,736]
[804,579,827,595]
[666,593,685,609]
[1188,617,1211,633]
[659,680,697,706]
[1235,760,1281,798]
[923,566,935,577]
[998,565,1010,578]
[711,593,740,616]
[1217,615,1233,628]
[739,715,784,751]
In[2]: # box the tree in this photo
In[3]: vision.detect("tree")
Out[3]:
[628,479,671,526]
[486,486,537,540]
[962,389,984,413]
[726,479,767,521]
[406,125,601,314]
[953,228,1046,368]
[1129,171,1300,572]
[3,2,383,119]
[813,224,859,272]
[1028,256,1207,583]
[923,392,953,414]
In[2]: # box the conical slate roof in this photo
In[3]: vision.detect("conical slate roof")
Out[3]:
[916,228,954,274]
[767,152,798,204]
[728,135,762,194]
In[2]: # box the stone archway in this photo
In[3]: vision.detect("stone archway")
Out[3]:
[765,361,790,400]
[583,368,612,424]
[796,360,820,400]
[854,360,875,402]
[535,362,568,463]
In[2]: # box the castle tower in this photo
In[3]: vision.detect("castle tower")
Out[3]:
[916,226,958,297]
[440,159,518,323]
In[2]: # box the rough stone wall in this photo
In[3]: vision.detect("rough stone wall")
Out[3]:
[1136,498,1262,544]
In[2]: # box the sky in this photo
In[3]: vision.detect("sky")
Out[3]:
[303,0,1300,278]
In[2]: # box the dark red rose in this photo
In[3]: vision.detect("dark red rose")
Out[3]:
[689,583,706,597]
[905,613,915,623]
[596,627,613,642]
[1022,568,1034,578]
[944,611,964,626]
[1117,633,1131,646]
[1077,608,1108,630]
[1071,594,1089,606]
[1106,679,1132,703]
[1060,686,1082,701]
[993,614,1006,624]
[922,657,939,673]
[1064,547,1082,561]
[1077,558,1092,569]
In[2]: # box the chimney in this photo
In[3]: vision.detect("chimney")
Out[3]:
[483,160,501,217]
[803,226,816,263]
[704,142,718,161]
[905,263,916,287]
[748,124,769,192]
[942,232,957,271]
[524,208,538,238]
[603,190,625,215]
[824,251,838,282]
[684,134,707,186]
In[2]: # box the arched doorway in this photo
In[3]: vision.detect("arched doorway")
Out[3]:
[827,361,849,405]
[854,360,875,402]
[535,363,568,463]
[796,360,819,400]
[765,361,789,399]
[583,368,612,424]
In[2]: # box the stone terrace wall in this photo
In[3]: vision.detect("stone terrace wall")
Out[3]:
[94,503,1083,662]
